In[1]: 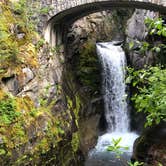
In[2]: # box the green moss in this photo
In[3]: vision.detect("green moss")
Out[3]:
[36,138,50,155]
[71,132,79,152]
[14,155,29,165]
[0,94,20,125]
[0,1,38,79]
[76,40,101,94]
[0,149,6,156]
[0,88,71,164]
[66,95,80,128]
[0,1,82,164]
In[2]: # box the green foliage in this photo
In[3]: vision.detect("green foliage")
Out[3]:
[12,0,52,30]
[129,41,135,50]
[139,41,150,53]
[12,0,53,30]
[128,161,144,166]
[145,17,166,37]
[107,138,129,157]
[128,40,150,54]
[12,0,26,15]
[36,38,45,49]
[0,87,70,163]
[0,94,20,125]
[127,17,166,127]
[0,0,39,78]
[0,149,6,156]
[29,108,38,117]
[0,5,19,67]
[107,138,144,166]
[55,121,65,135]
[127,66,166,127]
[145,17,166,63]
[12,0,36,32]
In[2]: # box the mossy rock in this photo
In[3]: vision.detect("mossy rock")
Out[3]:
[76,40,101,94]
[132,122,166,165]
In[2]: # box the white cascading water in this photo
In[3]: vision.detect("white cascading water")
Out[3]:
[97,42,129,132]
[87,42,138,162]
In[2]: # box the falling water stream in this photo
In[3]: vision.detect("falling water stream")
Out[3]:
[85,42,138,166]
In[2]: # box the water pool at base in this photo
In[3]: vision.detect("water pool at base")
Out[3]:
[85,132,138,166]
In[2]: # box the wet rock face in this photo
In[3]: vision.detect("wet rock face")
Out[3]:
[125,9,158,69]
[66,10,133,59]
[132,122,166,165]
[126,10,156,40]
[79,115,101,154]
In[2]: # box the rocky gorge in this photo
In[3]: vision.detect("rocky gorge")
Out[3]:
[0,0,166,165]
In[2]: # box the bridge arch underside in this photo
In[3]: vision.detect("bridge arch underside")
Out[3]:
[44,1,166,46]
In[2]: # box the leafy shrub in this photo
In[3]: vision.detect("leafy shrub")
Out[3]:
[127,67,166,127]
[128,161,144,166]
[145,17,166,37]
[127,17,166,127]
[107,138,128,157]
[0,94,20,125]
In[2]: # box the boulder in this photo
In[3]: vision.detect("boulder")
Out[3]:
[132,122,166,165]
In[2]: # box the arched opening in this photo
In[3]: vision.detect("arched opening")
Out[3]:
[44,1,166,46]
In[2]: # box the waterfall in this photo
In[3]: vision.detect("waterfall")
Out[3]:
[96,42,129,133]
[86,42,138,162]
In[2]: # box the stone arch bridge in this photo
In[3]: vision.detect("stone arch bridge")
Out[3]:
[41,0,166,45]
